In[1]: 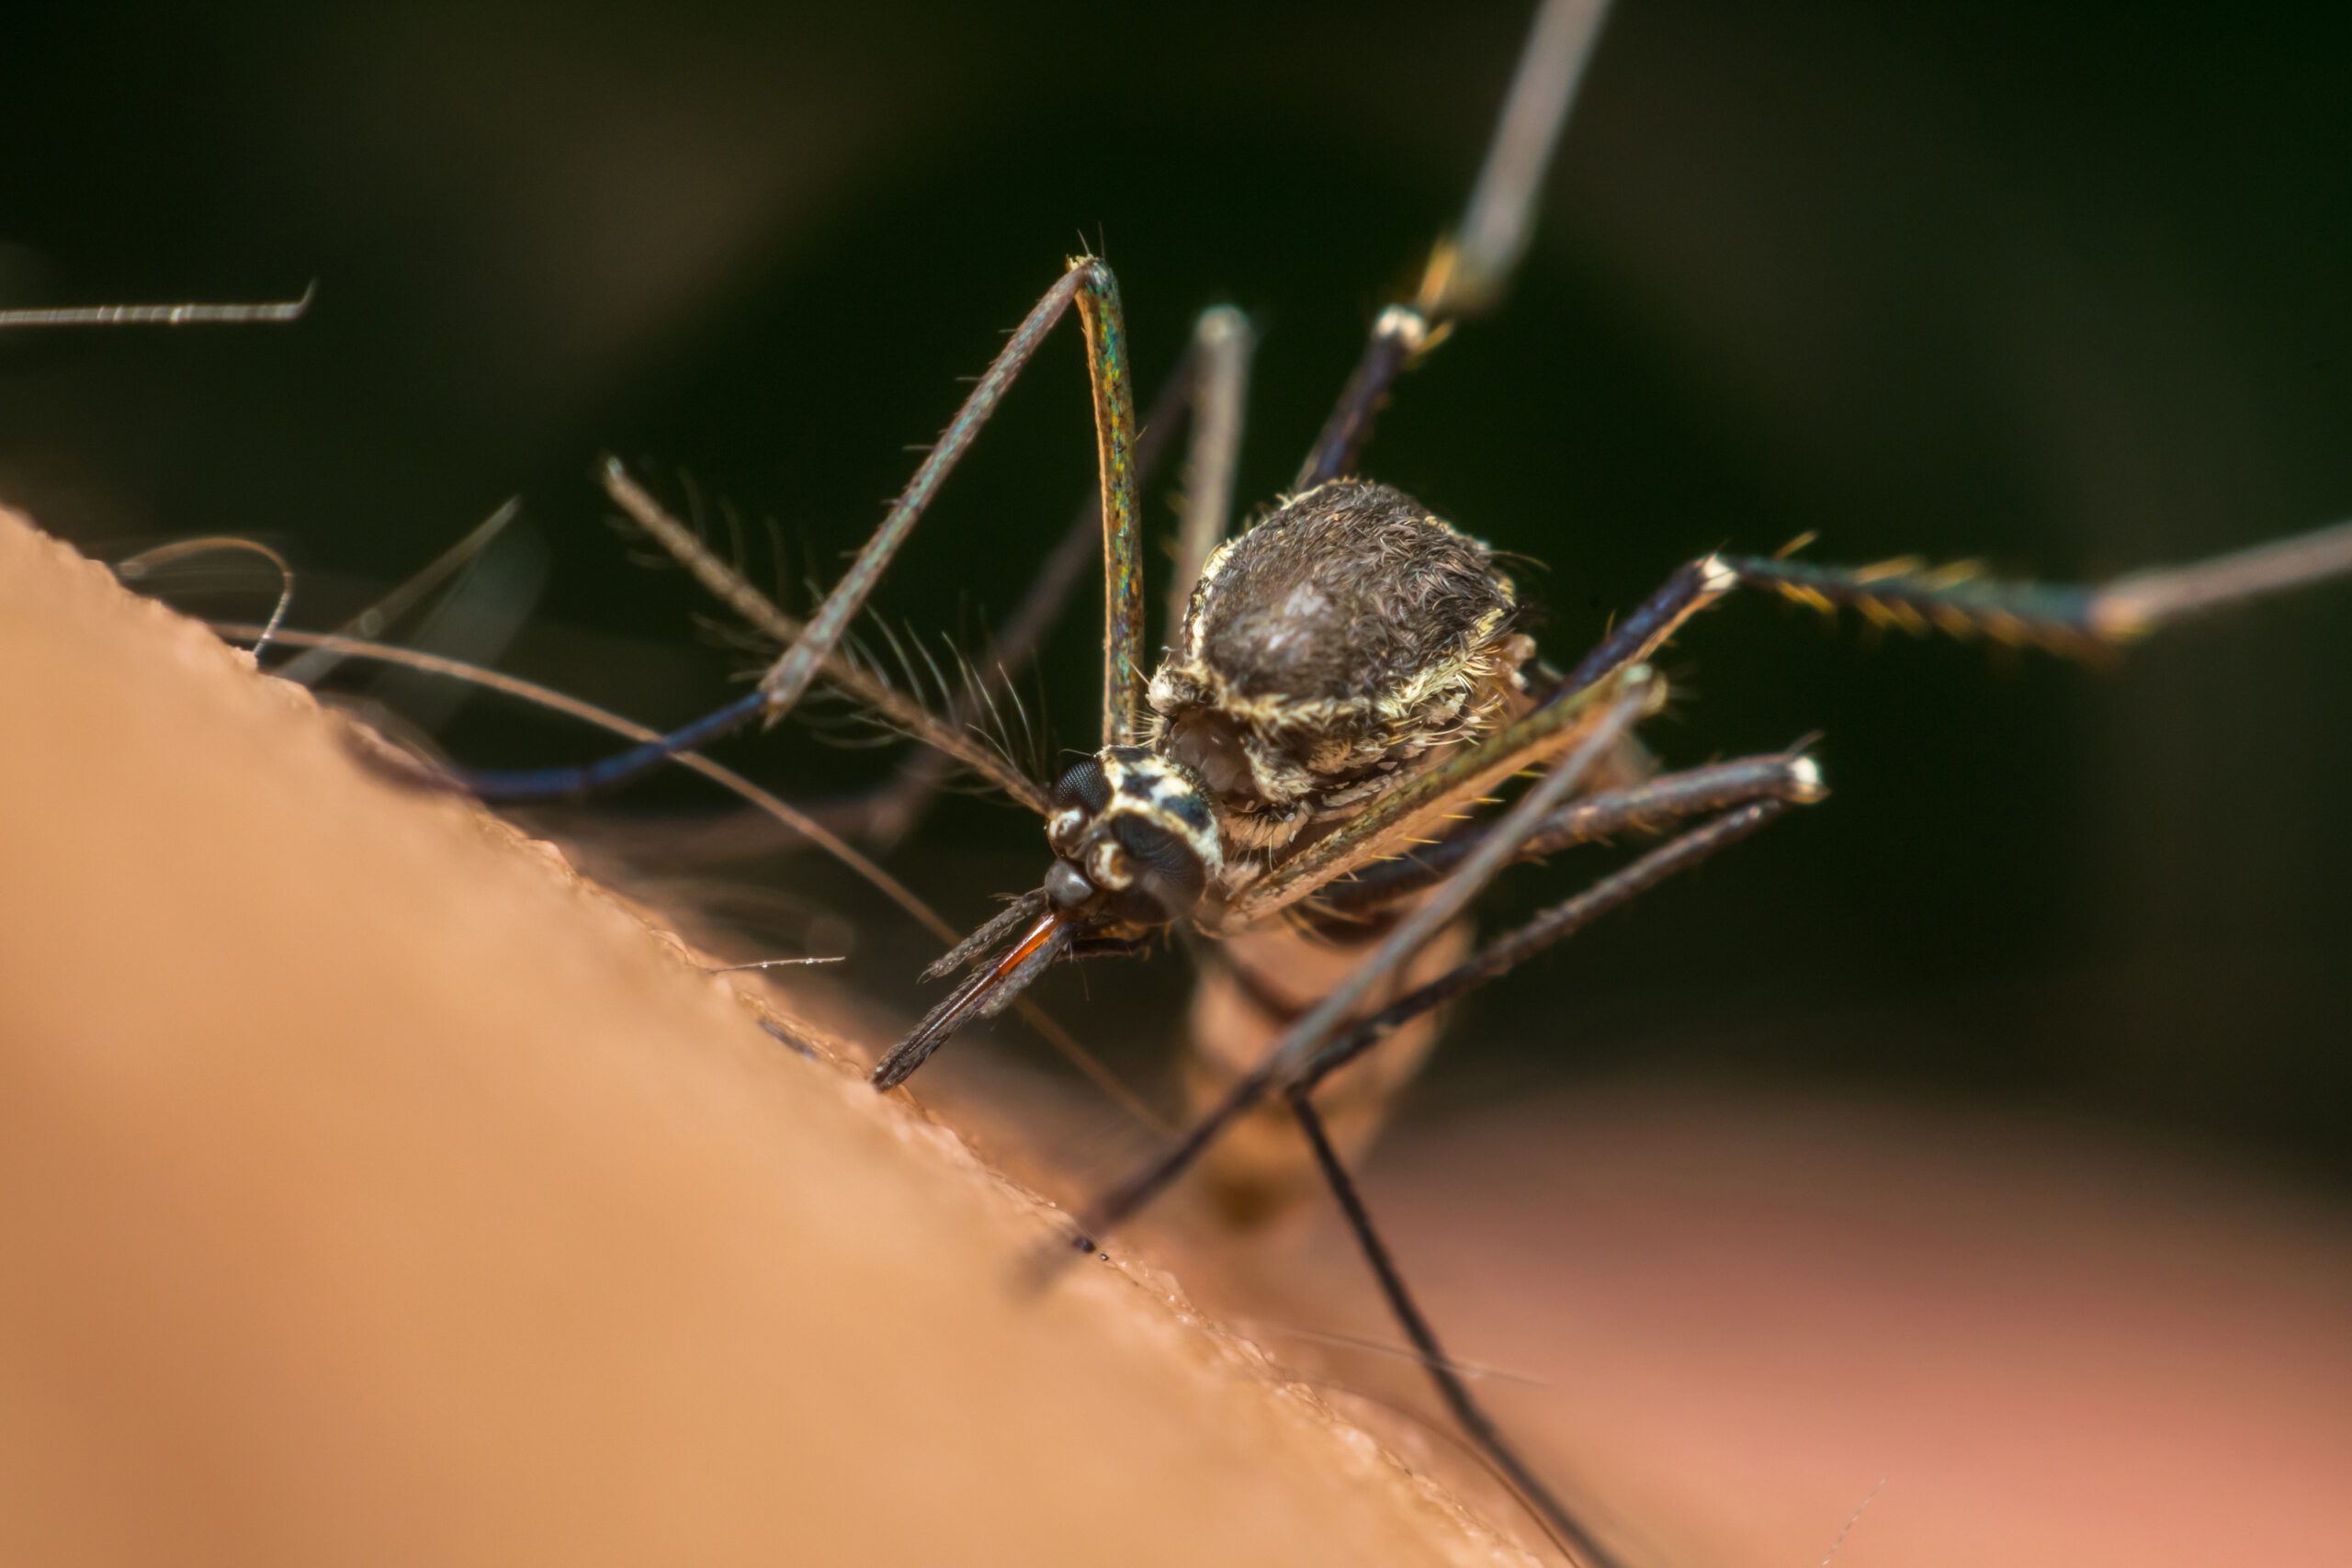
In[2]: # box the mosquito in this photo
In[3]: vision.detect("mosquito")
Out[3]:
[301,2,2345,1560]
[105,3,2349,1561]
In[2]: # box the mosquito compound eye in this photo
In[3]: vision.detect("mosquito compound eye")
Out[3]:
[1108,813,1209,914]
[1043,860,1093,909]
[1050,757,1112,817]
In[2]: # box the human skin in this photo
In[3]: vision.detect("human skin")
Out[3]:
[0,510,1532,1568]
[1259,1089,2352,1567]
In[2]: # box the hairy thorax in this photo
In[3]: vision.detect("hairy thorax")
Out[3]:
[1148,481,1534,871]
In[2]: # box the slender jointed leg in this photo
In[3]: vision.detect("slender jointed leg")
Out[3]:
[1288,1090,1625,1568]
[1070,666,1664,1249]
[863,302,1256,848]
[1558,520,2352,705]
[1724,524,2352,649]
[1193,777,1812,1223]
[113,537,297,663]
[1314,747,1823,920]
[461,256,1150,801]
[1297,798,1797,1092]
[219,617,1168,1130]
[1166,306,1256,637]
[0,280,315,329]
[1293,305,1434,495]
[272,497,523,688]
[1075,780,1800,1264]
[594,459,1051,815]
[1556,556,1738,694]
[1295,0,1615,490]
[762,257,1146,748]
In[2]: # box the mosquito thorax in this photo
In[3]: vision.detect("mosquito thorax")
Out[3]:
[1042,746,1223,928]
[1148,479,1533,852]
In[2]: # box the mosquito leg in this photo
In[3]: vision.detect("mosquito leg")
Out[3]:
[856,306,1253,848]
[272,497,522,687]
[1238,802,1795,1241]
[1072,668,1662,1247]
[461,256,1149,802]
[2088,517,2352,632]
[210,622,954,942]
[1294,306,1430,493]
[1183,906,1475,1227]
[1725,518,2352,649]
[595,457,1050,816]
[1287,1089,1625,1568]
[218,618,1168,1130]
[1556,517,2352,712]
[1422,0,1614,319]
[1316,747,1822,919]
[1007,329,1206,700]
[113,537,297,662]
[741,255,1147,752]
[0,280,315,328]
[838,488,1106,844]
[855,351,1202,843]
[1295,0,1615,489]
[1072,781,1790,1269]
[1556,555,1738,694]
[1166,306,1255,637]
[1187,752,1815,1224]
[1296,798,1795,1092]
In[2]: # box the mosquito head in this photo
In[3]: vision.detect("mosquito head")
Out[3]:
[1149,480,1531,843]
[1043,746,1223,927]
[870,748,1221,1091]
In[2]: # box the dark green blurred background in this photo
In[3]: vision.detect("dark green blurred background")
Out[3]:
[6,1,2349,1180]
